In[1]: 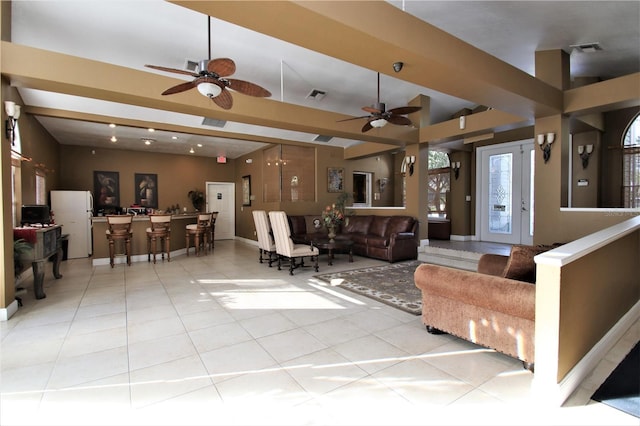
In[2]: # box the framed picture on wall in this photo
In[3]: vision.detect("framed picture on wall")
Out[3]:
[135,173,158,208]
[242,175,251,206]
[94,170,119,209]
[327,167,344,193]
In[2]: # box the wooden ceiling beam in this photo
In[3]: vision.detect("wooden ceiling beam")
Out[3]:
[174,0,563,118]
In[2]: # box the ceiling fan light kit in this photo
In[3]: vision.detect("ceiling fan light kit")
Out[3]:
[370,118,387,128]
[336,72,421,133]
[197,81,222,98]
[145,16,270,110]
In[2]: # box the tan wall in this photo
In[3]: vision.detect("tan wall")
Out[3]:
[1,80,60,309]
[448,150,472,236]
[571,131,599,208]
[58,145,235,213]
[557,231,639,380]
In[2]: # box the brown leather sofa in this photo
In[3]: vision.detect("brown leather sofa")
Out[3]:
[288,214,419,263]
[414,244,556,371]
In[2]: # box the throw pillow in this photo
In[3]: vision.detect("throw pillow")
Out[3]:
[502,245,548,283]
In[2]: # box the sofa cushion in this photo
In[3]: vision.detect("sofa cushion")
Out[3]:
[343,215,371,234]
[365,235,389,248]
[502,245,548,283]
[386,216,415,235]
[369,216,390,237]
[288,215,307,236]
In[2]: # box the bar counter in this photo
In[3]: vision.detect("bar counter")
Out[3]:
[92,214,198,266]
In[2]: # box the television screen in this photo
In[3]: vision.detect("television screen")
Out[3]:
[21,205,51,226]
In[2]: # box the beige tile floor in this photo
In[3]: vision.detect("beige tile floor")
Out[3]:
[1,240,638,426]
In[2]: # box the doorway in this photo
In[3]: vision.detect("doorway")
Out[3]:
[353,172,372,207]
[477,140,534,245]
[205,182,235,240]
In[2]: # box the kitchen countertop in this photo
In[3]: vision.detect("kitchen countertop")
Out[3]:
[91,213,199,222]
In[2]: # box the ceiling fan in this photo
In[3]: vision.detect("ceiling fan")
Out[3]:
[145,16,271,110]
[338,72,422,133]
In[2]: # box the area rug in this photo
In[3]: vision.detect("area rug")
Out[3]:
[591,341,640,418]
[313,260,425,315]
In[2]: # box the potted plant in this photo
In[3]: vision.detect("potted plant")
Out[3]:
[188,189,205,212]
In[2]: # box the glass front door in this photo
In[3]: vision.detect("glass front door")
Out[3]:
[477,140,534,245]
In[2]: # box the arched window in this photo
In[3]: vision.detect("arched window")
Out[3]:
[622,114,640,208]
[427,151,450,218]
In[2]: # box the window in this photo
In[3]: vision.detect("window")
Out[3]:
[427,151,450,218]
[36,170,46,205]
[11,122,23,227]
[622,114,640,208]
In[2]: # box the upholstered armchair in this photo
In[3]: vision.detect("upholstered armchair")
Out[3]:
[268,211,319,275]
[252,210,276,266]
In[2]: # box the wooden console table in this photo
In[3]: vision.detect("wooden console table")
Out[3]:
[14,225,63,299]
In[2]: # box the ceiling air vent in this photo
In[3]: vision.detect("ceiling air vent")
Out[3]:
[314,135,333,143]
[185,59,199,72]
[202,117,227,128]
[306,89,326,101]
[570,42,602,53]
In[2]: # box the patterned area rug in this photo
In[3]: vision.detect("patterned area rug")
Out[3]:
[314,260,425,315]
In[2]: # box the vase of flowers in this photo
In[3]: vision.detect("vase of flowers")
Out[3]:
[322,204,344,242]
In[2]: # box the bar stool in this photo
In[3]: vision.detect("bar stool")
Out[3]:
[208,211,219,251]
[146,214,172,264]
[106,215,133,267]
[185,213,212,256]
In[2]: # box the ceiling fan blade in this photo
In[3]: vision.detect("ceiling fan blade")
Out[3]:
[386,115,413,126]
[145,64,198,77]
[362,106,382,114]
[362,120,374,133]
[211,88,233,110]
[388,106,422,115]
[207,58,236,77]
[336,115,370,122]
[161,80,197,95]
[226,79,271,97]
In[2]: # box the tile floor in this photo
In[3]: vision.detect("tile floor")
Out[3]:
[1,240,638,426]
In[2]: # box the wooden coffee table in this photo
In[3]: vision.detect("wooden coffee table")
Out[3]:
[311,238,354,265]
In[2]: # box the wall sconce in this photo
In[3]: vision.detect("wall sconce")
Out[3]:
[378,177,389,193]
[537,132,555,163]
[5,101,21,146]
[401,155,416,176]
[577,144,594,169]
[452,161,461,180]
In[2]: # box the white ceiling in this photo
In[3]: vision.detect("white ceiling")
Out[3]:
[8,1,640,158]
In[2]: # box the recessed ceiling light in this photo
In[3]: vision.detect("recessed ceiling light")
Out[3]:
[172,136,178,140]
[189,147,195,154]
[197,143,203,147]
[108,123,116,128]
[110,136,117,143]
[148,128,155,132]
[144,140,151,145]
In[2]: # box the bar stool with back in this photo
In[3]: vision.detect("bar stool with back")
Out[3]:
[146,214,172,263]
[186,212,212,256]
[208,211,219,251]
[105,215,133,267]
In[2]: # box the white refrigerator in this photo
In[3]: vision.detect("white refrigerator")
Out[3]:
[50,190,93,259]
